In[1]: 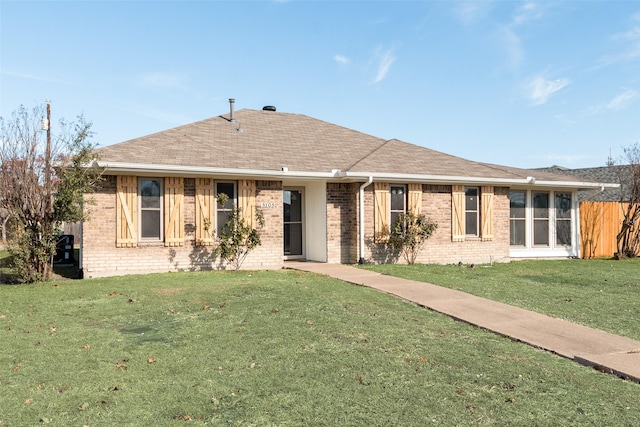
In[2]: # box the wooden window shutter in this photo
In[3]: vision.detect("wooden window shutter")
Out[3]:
[116,175,138,248]
[481,186,494,241]
[374,182,390,242]
[451,185,465,242]
[164,177,184,247]
[238,179,256,228]
[195,178,215,246]
[408,183,422,214]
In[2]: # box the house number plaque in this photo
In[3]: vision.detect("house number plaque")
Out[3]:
[260,202,276,208]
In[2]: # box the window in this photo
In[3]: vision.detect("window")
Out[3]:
[390,185,406,227]
[509,191,526,246]
[465,187,479,236]
[509,190,575,254]
[215,181,236,236]
[555,193,572,246]
[139,179,162,241]
[452,185,493,241]
[533,192,549,246]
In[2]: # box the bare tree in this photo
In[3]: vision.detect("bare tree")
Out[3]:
[614,143,640,259]
[0,208,9,244]
[0,104,102,282]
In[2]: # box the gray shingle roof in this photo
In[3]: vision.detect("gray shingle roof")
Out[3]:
[96,108,610,187]
[536,165,628,201]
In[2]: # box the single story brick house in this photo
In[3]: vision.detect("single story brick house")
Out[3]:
[81,101,616,277]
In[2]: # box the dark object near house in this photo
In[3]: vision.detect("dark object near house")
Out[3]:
[262,106,276,111]
[54,235,76,265]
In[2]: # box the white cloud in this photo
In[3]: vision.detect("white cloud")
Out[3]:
[528,74,571,106]
[512,2,544,26]
[606,89,639,111]
[498,26,524,70]
[333,55,349,65]
[586,89,640,115]
[614,12,640,42]
[598,12,640,66]
[453,1,493,25]
[371,47,396,84]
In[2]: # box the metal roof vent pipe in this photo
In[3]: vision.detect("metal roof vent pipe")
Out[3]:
[263,105,276,112]
[229,98,235,122]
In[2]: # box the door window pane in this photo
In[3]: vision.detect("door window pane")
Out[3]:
[284,223,303,256]
[283,190,303,257]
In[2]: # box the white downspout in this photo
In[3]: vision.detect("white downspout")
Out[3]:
[359,176,374,264]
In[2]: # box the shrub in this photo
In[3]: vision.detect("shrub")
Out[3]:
[388,211,437,265]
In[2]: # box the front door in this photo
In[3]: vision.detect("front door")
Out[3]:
[283,189,304,259]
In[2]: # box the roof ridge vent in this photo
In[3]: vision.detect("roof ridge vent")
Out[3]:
[263,105,276,112]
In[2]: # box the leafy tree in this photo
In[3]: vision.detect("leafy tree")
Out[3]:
[0,104,102,283]
[614,142,640,259]
[388,211,437,265]
[213,193,264,271]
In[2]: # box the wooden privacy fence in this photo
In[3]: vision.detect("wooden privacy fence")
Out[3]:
[580,201,640,258]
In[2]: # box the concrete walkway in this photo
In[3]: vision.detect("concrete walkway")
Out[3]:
[286,261,640,383]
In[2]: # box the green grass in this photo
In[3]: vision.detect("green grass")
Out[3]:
[360,258,640,342]
[1,268,640,426]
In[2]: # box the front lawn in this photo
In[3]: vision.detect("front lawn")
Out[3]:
[361,258,640,341]
[1,268,639,425]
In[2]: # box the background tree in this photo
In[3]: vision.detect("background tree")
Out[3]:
[0,104,102,283]
[614,142,640,259]
[0,207,10,245]
[213,193,265,271]
[388,211,437,265]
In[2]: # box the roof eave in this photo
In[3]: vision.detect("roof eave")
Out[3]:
[343,172,621,189]
[95,161,341,180]
[527,180,620,190]
[343,171,527,185]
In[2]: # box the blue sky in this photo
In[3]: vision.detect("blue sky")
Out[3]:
[1,0,639,169]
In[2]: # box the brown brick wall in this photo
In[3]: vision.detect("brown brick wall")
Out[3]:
[326,183,358,263]
[82,177,284,278]
[362,184,511,265]
[82,177,512,277]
